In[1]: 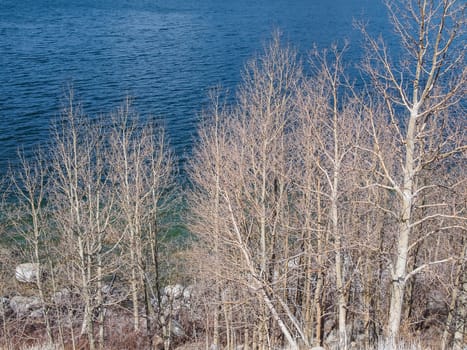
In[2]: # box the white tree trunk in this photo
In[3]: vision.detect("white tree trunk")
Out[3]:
[387,108,417,341]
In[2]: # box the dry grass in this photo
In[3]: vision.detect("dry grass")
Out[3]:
[370,339,424,350]
[0,344,60,350]
[0,338,443,350]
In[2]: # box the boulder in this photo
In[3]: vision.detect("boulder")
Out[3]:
[154,284,194,317]
[163,284,184,299]
[0,297,13,318]
[9,295,41,316]
[182,285,193,300]
[52,288,71,306]
[170,319,186,338]
[30,308,45,319]
[15,263,40,283]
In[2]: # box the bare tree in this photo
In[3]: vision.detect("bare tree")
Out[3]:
[187,90,231,349]
[440,162,467,350]
[295,45,366,349]
[48,92,118,350]
[360,0,466,342]
[189,34,306,350]
[0,90,177,349]
[9,151,53,343]
[108,99,175,340]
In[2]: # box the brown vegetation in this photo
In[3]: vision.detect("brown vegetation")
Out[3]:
[0,1,465,349]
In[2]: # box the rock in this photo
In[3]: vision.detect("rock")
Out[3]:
[154,284,193,317]
[15,263,40,283]
[30,308,45,319]
[9,295,41,316]
[182,285,193,300]
[52,288,71,305]
[0,297,13,318]
[163,284,184,299]
[170,319,186,338]
[102,284,113,294]
[287,256,301,270]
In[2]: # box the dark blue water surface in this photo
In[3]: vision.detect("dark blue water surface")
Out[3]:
[0,0,392,174]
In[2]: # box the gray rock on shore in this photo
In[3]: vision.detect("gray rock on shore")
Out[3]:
[9,295,41,316]
[15,263,41,283]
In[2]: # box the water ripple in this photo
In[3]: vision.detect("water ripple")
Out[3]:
[0,0,391,175]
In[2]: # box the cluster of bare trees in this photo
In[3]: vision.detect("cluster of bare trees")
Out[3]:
[2,93,175,349]
[0,0,465,349]
[188,1,465,349]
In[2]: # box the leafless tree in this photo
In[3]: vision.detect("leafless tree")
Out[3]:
[47,92,118,350]
[189,34,306,350]
[107,98,175,341]
[295,45,366,349]
[359,0,466,342]
[9,151,53,343]
[0,91,177,349]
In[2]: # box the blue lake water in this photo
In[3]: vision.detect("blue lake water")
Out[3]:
[0,0,393,174]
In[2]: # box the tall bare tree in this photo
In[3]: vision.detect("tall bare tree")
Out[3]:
[295,45,365,349]
[187,90,231,349]
[48,93,118,350]
[360,0,466,342]
[10,151,53,343]
[189,35,306,350]
[108,99,175,338]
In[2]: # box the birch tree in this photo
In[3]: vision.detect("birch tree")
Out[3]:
[360,0,466,342]
[189,35,305,350]
[295,46,365,349]
[108,99,175,338]
[187,90,231,349]
[10,152,53,343]
[48,93,117,350]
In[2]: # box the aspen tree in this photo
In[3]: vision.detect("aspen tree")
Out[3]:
[361,0,466,342]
